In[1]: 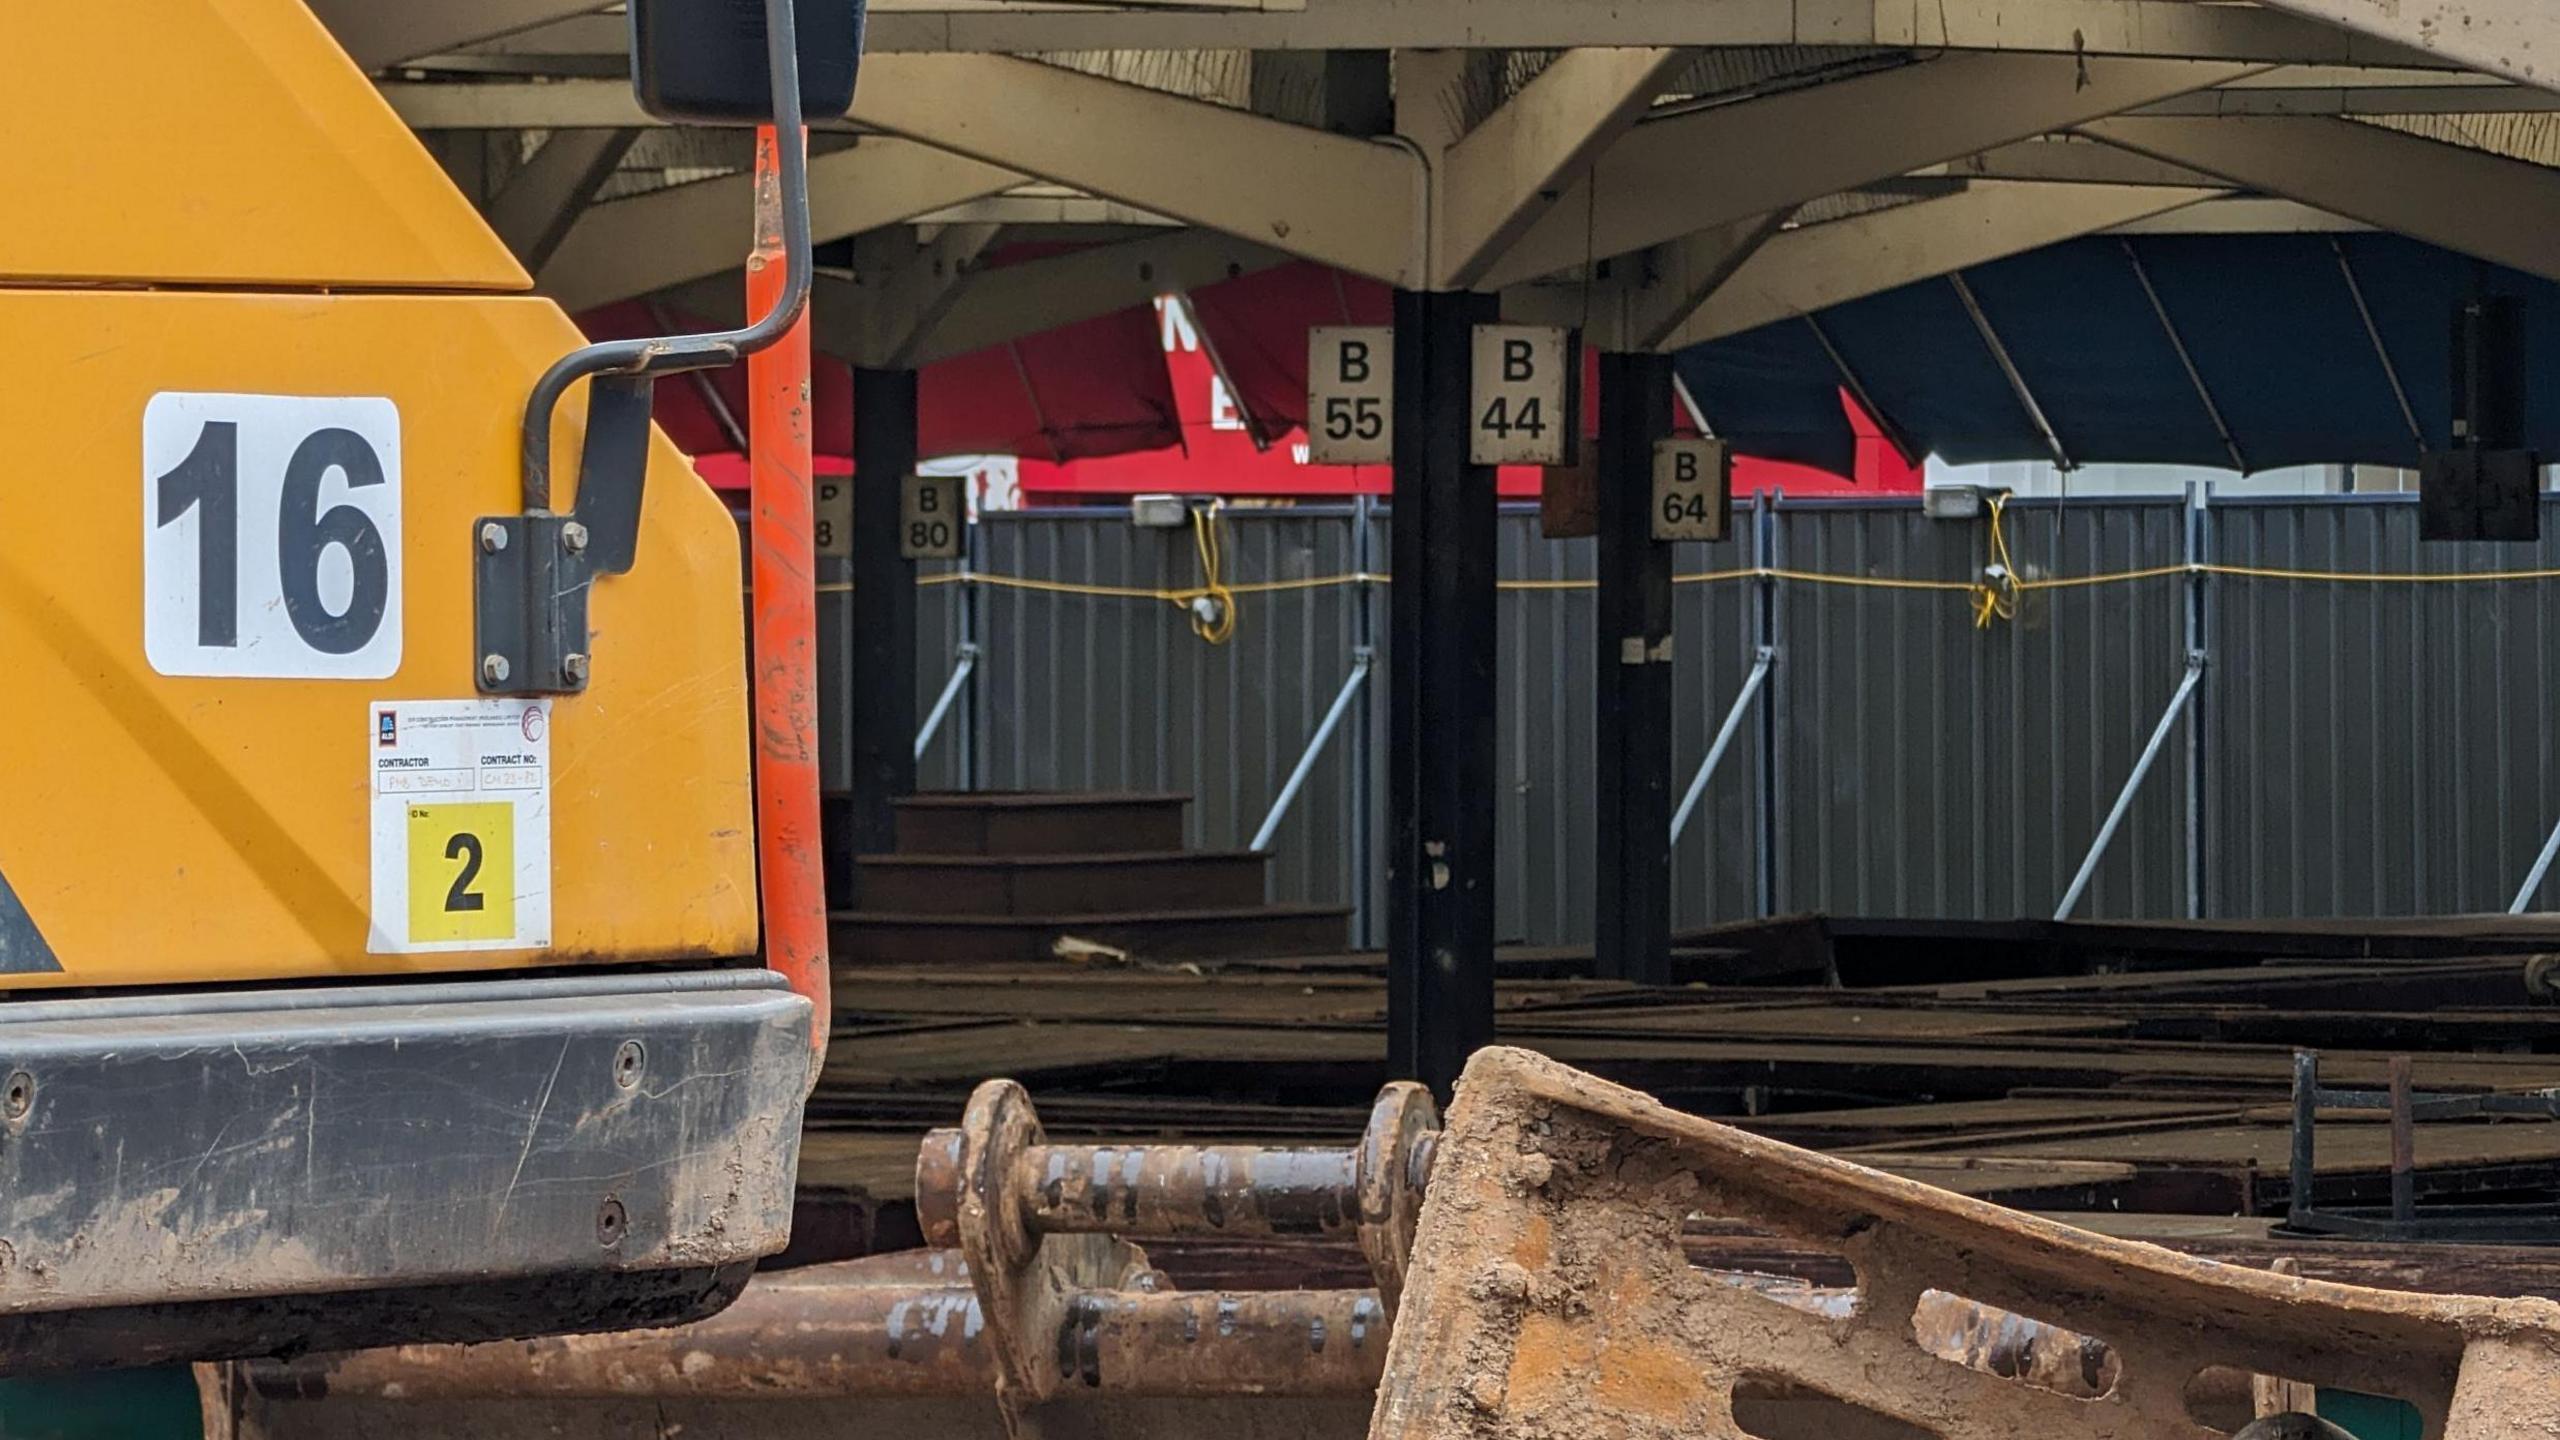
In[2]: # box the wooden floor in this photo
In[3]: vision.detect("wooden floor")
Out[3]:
[807,929,2560,1246]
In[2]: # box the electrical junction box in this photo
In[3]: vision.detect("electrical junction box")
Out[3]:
[1131,494,1191,529]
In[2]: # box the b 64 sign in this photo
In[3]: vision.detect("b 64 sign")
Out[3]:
[1651,438,1731,543]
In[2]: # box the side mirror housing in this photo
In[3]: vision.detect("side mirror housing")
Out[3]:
[628,0,867,125]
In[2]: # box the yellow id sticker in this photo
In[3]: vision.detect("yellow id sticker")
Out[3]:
[406,803,515,944]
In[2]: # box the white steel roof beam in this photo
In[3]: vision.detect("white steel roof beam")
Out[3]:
[850,223,1007,369]
[1930,139,2222,188]
[484,128,637,272]
[312,0,608,71]
[659,229,1292,367]
[434,0,2439,64]
[538,139,1025,310]
[2104,197,2369,234]
[2250,0,2560,94]
[1652,180,2224,350]
[1620,211,1793,354]
[1480,54,2263,290]
[1432,48,1690,290]
[849,53,1421,285]
[2081,114,2560,282]
[900,229,1293,365]
[2137,82,2560,116]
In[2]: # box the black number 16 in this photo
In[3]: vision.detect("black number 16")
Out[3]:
[154,421,390,654]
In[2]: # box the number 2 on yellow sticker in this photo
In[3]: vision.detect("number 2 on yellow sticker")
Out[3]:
[407,803,515,944]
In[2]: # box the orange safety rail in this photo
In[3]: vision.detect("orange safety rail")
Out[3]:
[747,125,830,1068]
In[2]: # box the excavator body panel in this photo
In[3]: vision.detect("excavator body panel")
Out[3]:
[0,0,807,1369]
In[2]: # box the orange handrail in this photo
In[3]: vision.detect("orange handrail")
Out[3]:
[747,124,830,1074]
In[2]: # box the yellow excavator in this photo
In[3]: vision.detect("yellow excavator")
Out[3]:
[0,0,852,1370]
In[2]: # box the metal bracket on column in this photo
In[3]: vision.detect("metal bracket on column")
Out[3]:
[473,375,654,695]
[476,0,820,696]
[2056,649,2208,920]
[1669,645,1777,846]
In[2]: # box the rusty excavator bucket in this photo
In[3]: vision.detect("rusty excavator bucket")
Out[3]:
[233,1050,2560,1439]
[1371,1047,2560,1440]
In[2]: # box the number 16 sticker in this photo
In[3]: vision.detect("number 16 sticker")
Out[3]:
[367,699,551,954]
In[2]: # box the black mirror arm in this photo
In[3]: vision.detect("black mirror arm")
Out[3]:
[517,0,814,515]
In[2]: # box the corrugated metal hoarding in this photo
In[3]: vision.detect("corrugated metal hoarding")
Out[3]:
[2208,496,2560,917]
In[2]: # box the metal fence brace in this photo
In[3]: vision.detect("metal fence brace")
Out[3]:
[1369,1048,2560,1440]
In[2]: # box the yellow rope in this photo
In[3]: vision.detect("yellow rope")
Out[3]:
[2017,564,2194,593]
[1766,568,1979,594]
[822,556,2560,608]
[1970,491,2021,630]
[1189,501,1237,644]
[2199,561,2560,585]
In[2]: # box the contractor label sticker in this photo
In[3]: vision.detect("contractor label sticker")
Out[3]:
[143,392,402,679]
[367,699,551,954]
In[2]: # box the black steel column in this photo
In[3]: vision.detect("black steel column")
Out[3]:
[830,366,919,902]
[1593,352,1677,983]
[1386,290,1499,1097]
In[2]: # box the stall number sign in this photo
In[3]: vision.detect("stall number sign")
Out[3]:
[815,477,851,560]
[142,392,402,679]
[902,472,964,559]
[368,699,551,954]
[1651,439,1732,543]
[1307,327,1394,465]
[1470,326,1574,466]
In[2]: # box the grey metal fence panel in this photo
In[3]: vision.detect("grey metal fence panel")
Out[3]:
[914,556,966,792]
[1497,514,1594,946]
[2206,494,2560,917]
[1487,516,1763,944]
[966,508,1368,912]
[894,492,2560,944]
[1771,499,2191,921]
[1667,531,1766,931]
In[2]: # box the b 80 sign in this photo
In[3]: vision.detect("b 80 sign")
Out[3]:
[901,472,965,560]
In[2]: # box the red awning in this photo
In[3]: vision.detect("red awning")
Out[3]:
[1183,262,1391,436]
[1181,260,1918,488]
[577,298,1181,489]
[1183,261,1693,447]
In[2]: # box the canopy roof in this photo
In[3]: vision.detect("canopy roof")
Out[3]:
[327,0,2560,478]
[1678,232,2550,477]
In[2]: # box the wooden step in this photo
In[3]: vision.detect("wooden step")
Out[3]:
[831,904,1349,966]
[893,791,1188,857]
[854,850,1268,916]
